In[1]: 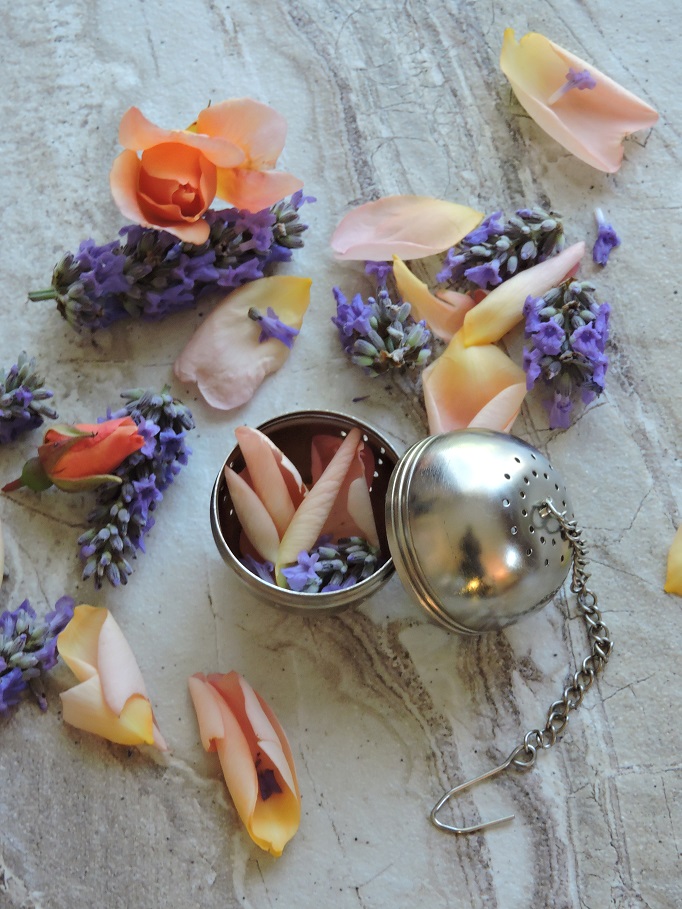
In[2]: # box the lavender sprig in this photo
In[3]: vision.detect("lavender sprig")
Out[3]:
[29,192,313,332]
[76,387,195,589]
[437,207,565,289]
[332,287,432,376]
[0,596,74,713]
[0,352,58,444]
[278,537,381,592]
[523,280,610,430]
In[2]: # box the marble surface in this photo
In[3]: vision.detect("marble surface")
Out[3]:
[0,1,679,907]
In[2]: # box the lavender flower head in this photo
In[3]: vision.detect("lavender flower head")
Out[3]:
[29,193,312,332]
[0,352,58,444]
[280,537,381,593]
[77,387,195,589]
[248,306,299,348]
[332,286,431,376]
[364,260,394,287]
[0,596,74,713]
[592,208,621,266]
[438,207,565,290]
[523,280,610,429]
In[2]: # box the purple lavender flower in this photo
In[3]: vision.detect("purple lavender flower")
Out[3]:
[242,556,275,583]
[592,208,621,266]
[29,195,312,332]
[332,286,431,376]
[522,281,610,429]
[280,537,381,593]
[77,387,195,589]
[438,207,565,289]
[0,352,58,444]
[548,68,597,105]
[0,595,75,713]
[364,260,394,286]
[248,306,300,348]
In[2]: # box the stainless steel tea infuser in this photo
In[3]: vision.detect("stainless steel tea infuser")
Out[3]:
[211,414,613,837]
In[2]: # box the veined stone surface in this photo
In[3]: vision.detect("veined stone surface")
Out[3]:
[0,1,678,907]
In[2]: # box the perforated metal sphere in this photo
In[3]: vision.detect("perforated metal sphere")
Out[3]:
[385,429,573,633]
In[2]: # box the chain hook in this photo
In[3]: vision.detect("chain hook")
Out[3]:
[430,752,518,835]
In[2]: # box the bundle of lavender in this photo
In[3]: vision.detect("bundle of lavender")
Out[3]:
[29,193,311,332]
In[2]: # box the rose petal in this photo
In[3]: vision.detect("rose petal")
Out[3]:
[275,428,362,582]
[665,525,682,595]
[310,435,378,546]
[58,605,166,750]
[119,106,245,167]
[174,276,312,410]
[422,331,527,434]
[501,29,658,173]
[224,466,280,563]
[462,242,585,346]
[331,195,484,261]
[189,672,300,857]
[196,98,288,168]
[214,167,304,213]
[392,255,476,342]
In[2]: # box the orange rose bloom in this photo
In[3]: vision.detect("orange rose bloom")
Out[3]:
[110,99,303,244]
[2,417,145,493]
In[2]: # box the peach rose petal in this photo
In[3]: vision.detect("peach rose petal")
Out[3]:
[462,242,585,347]
[275,428,362,583]
[215,167,304,214]
[234,426,306,538]
[174,275,312,411]
[58,605,167,750]
[189,672,300,857]
[331,195,484,261]
[664,525,682,595]
[392,255,476,342]
[422,332,527,435]
[224,467,280,563]
[119,106,245,167]
[196,98,288,168]
[500,29,658,173]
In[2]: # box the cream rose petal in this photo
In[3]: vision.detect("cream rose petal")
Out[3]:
[58,605,166,750]
[422,332,527,435]
[174,276,312,411]
[462,242,585,346]
[501,29,658,173]
[275,428,362,582]
[664,525,682,595]
[392,255,476,342]
[331,195,484,261]
[224,466,280,563]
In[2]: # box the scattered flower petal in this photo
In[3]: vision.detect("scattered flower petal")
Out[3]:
[461,242,585,347]
[189,671,300,857]
[422,331,527,434]
[665,525,682,595]
[592,208,621,266]
[174,275,312,410]
[500,29,658,173]
[331,195,483,261]
[58,605,167,749]
[392,255,475,342]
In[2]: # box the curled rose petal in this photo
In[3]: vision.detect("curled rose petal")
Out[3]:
[500,29,659,173]
[665,525,682,596]
[423,331,527,435]
[174,276,312,411]
[196,99,303,212]
[392,255,476,342]
[189,671,300,857]
[58,605,166,750]
[275,428,363,583]
[310,434,379,547]
[462,242,585,347]
[331,195,483,261]
[224,467,281,563]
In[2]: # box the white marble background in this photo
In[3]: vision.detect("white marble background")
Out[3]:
[0,1,679,907]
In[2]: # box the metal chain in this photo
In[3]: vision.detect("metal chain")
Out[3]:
[507,499,614,772]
